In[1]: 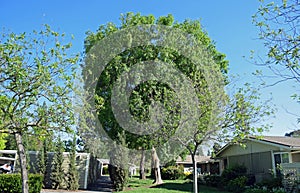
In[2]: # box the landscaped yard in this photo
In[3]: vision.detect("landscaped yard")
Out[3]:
[125,177,230,193]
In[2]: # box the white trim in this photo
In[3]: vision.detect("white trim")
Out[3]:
[0,150,17,154]
[291,150,300,154]
[84,153,90,189]
[271,150,276,176]
[288,153,292,163]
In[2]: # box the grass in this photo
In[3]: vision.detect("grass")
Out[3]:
[124,177,230,193]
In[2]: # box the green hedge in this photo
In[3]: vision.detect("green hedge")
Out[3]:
[161,165,185,180]
[0,174,43,193]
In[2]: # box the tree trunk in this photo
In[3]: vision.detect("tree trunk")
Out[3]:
[151,147,163,184]
[192,154,198,193]
[139,148,146,180]
[15,132,29,193]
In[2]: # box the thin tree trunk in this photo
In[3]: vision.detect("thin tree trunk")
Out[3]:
[139,148,146,180]
[151,147,163,184]
[15,132,29,193]
[192,154,198,193]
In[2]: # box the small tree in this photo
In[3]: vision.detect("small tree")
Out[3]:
[108,133,129,192]
[66,134,79,190]
[51,137,65,189]
[0,25,78,193]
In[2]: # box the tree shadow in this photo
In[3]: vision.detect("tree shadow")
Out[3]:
[150,181,193,192]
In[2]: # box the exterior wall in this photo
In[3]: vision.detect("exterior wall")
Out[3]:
[19,151,90,189]
[228,151,272,174]
[292,153,300,162]
[218,140,287,158]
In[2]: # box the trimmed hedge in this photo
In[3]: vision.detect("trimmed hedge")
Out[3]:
[0,174,43,193]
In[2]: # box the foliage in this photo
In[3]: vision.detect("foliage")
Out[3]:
[83,12,229,193]
[220,82,274,145]
[256,177,283,191]
[0,133,8,149]
[285,129,300,137]
[0,174,43,193]
[66,134,79,190]
[108,133,129,191]
[37,140,49,188]
[253,0,300,117]
[244,186,285,193]
[161,165,185,180]
[225,175,248,193]
[50,137,65,189]
[203,174,222,187]
[253,0,300,84]
[0,25,78,193]
[221,164,248,184]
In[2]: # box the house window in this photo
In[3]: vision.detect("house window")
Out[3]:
[274,153,290,165]
[274,152,290,175]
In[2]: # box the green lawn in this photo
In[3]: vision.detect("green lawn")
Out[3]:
[125,177,230,193]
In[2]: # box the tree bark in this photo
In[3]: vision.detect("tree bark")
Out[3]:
[15,132,29,193]
[151,147,163,184]
[139,148,146,180]
[191,154,198,193]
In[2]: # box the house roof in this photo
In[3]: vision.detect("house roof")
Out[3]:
[251,136,300,148]
[176,155,217,164]
[215,136,300,157]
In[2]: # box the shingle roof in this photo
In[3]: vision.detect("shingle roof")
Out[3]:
[176,155,217,164]
[251,136,300,148]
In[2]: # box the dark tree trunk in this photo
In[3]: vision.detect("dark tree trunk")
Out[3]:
[15,132,29,193]
[139,148,146,180]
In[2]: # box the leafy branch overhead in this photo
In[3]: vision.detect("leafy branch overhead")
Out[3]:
[0,25,79,193]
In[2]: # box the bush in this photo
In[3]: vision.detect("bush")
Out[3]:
[225,175,248,193]
[244,187,269,193]
[244,186,285,193]
[108,164,128,191]
[221,164,247,184]
[184,171,193,180]
[257,177,283,190]
[0,174,43,193]
[203,174,222,187]
[161,165,185,180]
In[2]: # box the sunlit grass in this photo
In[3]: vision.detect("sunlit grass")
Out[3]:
[125,177,230,193]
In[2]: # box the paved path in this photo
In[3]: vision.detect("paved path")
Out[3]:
[41,176,113,193]
[88,176,113,192]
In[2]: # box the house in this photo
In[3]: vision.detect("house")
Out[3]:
[215,136,300,182]
[0,150,94,189]
[176,155,220,175]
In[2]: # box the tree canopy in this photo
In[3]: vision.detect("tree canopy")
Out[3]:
[0,25,78,193]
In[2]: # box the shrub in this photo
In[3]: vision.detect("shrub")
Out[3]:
[244,187,269,193]
[203,174,222,187]
[244,186,285,193]
[257,177,283,190]
[184,171,193,180]
[0,174,43,193]
[225,175,248,193]
[221,164,247,184]
[108,164,128,191]
[161,165,185,180]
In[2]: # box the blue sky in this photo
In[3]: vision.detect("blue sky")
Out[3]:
[1,0,299,136]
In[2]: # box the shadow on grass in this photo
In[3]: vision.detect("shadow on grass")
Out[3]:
[151,181,193,192]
